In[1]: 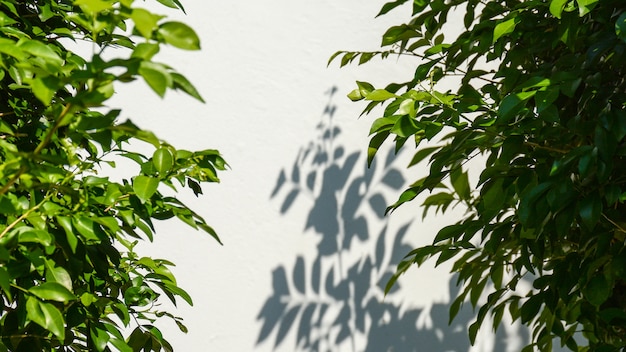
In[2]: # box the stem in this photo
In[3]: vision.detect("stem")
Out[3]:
[524,141,569,154]
[603,214,626,233]
[0,193,50,239]
[34,103,73,155]
[0,166,27,197]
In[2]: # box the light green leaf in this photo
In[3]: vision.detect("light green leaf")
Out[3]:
[0,267,11,300]
[139,61,172,97]
[493,17,518,43]
[31,76,58,105]
[72,216,100,241]
[80,292,97,306]
[133,175,159,202]
[577,0,598,16]
[153,148,174,174]
[398,99,416,118]
[131,8,163,39]
[158,21,200,50]
[45,263,72,291]
[26,297,65,341]
[109,338,134,352]
[74,0,114,14]
[18,229,52,246]
[0,11,16,26]
[549,0,569,19]
[18,40,63,67]
[131,43,160,60]
[365,89,397,101]
[29,282,76,302]
[90,325,110,352]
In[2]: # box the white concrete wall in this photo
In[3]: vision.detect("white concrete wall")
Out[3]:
[106,1,529,351]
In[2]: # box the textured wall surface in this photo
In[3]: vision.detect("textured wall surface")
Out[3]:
[107,1,529,351]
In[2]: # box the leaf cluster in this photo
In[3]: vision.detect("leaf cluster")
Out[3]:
[333,0,626,350]
[0,1,224,351]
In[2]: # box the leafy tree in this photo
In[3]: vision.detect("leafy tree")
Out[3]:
[0,0,225,351]
[332,0,626,350]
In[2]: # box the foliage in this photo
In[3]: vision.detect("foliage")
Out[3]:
[332,0,626,350]
[0,0,225,351]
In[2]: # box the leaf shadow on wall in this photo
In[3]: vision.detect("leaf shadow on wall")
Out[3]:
[256,87,528,351]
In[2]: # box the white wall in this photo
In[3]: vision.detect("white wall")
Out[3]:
[107,1,528,351]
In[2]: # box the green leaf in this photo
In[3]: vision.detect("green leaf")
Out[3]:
[158,22,201,50]
[579,194,601,231]
[153,147,174,175]
[498,91,534,123]
[585,275,610,306]
[139,61,172,97]
[133,175,160,202]
[414,58,442,82]
[577,0,598,17]
[521,294,543,324]
[616,13,626,43]
[45,263,72,291]
[163,282,193,306]
[365,89,397,101]
[132,8,163,39]
[29,282,76,302]
[31,76,59,105]
[74,0,114,14]
[90,325,110,352]
[0,267,11,300]
[423,192,454,206]
[156,0,186,12]
[434,223,466,243]
[377,0,409,16]
[26,297,65,341]
[131,43,160,60]
[57,216,78,252]
[493,17,518,43]
[0,11,16,26]
[368,131,389,166]
[18,229,52,246]
[171,73,205,102]
[72,216,101,241]
[408,146,439,167]
[18,40,63,67]
[450,168,470,201]
[535,87,559,113]
[549,0,569,19]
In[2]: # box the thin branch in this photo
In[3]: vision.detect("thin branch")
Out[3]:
[0,194,49,239]
[524,141,569,154]
[0,165,27,197]
[34,103,73,155]
[603,214,626,234]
